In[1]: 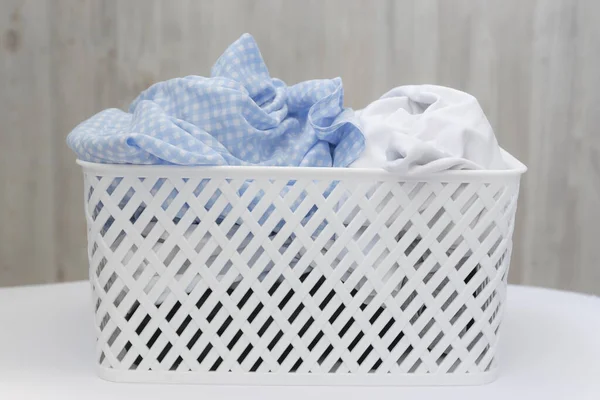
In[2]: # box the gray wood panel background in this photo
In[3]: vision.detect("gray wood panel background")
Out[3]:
[1,0,599,293]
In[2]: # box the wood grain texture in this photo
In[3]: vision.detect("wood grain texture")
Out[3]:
[0,0,598,294]
[0,0,55,285]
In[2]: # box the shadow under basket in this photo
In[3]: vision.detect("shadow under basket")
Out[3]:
[79,150,526,386]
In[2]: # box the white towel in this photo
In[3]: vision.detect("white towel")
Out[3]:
[351,85,506,173]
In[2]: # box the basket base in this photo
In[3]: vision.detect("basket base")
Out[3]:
[96,366,499,386]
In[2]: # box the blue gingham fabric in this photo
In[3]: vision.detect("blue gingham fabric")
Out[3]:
[67,33,364,168]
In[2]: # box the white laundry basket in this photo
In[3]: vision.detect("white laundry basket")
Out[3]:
[79,150,525,386]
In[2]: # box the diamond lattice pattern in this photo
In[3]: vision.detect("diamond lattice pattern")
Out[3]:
[84,173,520,376]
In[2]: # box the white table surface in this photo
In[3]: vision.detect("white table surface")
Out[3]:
[0,282,599,399]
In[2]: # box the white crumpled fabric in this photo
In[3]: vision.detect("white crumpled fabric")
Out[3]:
[351,85,506,174]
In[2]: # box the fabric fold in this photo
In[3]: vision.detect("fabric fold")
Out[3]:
[350,85,506,173]
[67,33,364,168]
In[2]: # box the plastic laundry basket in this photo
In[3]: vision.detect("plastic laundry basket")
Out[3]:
[79,149,526,386]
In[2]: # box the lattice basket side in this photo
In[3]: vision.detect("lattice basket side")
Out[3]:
[82,165,522,386]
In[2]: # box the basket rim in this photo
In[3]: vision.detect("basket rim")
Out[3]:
[76,149,526,182]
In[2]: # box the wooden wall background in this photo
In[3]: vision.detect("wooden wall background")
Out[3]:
[1,0,599,294]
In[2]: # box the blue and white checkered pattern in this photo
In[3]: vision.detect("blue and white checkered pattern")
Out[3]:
[67,33,365,168]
